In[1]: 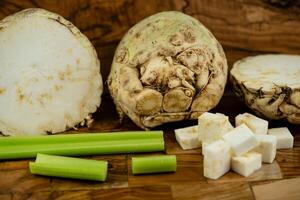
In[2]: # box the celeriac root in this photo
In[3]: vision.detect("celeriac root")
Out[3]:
[108,11,227,129]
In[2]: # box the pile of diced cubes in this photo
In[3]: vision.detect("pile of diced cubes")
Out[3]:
[175,112,294,179]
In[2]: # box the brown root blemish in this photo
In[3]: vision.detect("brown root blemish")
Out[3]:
[123,79,129,86]
[180,26,196,43]
[19,94,25,102]
[40,93,52,100]
[128,29,134,35]
[107,78,112,86]
[48,16,74,35]
[116,47,129,64]
[58,71,65,80]
[169,34,182,46]
[157,47,174,57]
[145,71,158,85]
[0,88,6,95]
[16,87,25,103]
[65,67,72,77]
[47,76,54,80]
[184,31,196,43]
[37,97,45,106]
[135,32,141,38]
[54,85,63,91]
[218,61,225,71]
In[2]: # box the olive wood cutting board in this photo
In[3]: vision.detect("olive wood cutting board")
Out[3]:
[0,93,299,200]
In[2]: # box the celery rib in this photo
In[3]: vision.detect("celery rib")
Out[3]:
[0,131,165,160]
[30,154,108,181]
[132,155,177,174]
[0,131,163,145]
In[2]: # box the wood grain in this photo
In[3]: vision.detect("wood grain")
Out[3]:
[0,0,299,77]
[9,186,173,200]
[252,178,300,200]
[276,148,300,178]
[0,168,52,193]
[172,182,254,200]
[128,154,205,186]
[0,194,11,200]
[0,0,300,199]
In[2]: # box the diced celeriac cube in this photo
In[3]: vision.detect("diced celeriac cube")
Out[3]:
[268,127,294,149]
[203,140,231,179]
[198,112,233,144]
[254,135,277,163]
[222,124,259,156]
[175,125,201,150]
[231,152,262,177]
[201,142,209,156]
[235,113,268,135]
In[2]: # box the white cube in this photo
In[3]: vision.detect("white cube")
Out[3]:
[198,112,233,144]
[222,124,259,156]
[175,125,201,150]
[268,127,294,149]
[231,152,262,177]
[235,113,268,135]
[203,140,231,179]
[254,135,277,163]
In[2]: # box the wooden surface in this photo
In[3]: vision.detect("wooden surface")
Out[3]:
[0,95,299,200]
[1,0,300,199]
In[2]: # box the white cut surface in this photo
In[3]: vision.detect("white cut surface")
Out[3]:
[231,54,300,91]
[222,124,259,156]
[235,113,268,135]
[203,140,231,179]
[255,135,277,163]
[175,125,201,150]
[198,112,233,155]
[0,10,102,135]
[198,112,233,144]
[231,152,262,177]
[268,127,294,149]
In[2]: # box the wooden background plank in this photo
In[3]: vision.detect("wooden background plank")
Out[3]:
[0,0,299,80]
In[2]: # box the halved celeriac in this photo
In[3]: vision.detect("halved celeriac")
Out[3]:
[231,54,300,124]
[0,9,102,135]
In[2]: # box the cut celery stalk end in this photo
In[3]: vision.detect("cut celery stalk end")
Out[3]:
[30,154,108,181]
[132,155,177,175]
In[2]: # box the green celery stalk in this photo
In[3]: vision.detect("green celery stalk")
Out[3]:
[132,155,177,174]
[0,138,165,160]
[0,131,163,145]
[30,153,108,181]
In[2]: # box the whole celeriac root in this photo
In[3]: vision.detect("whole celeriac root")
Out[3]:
[108,11,227,129]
